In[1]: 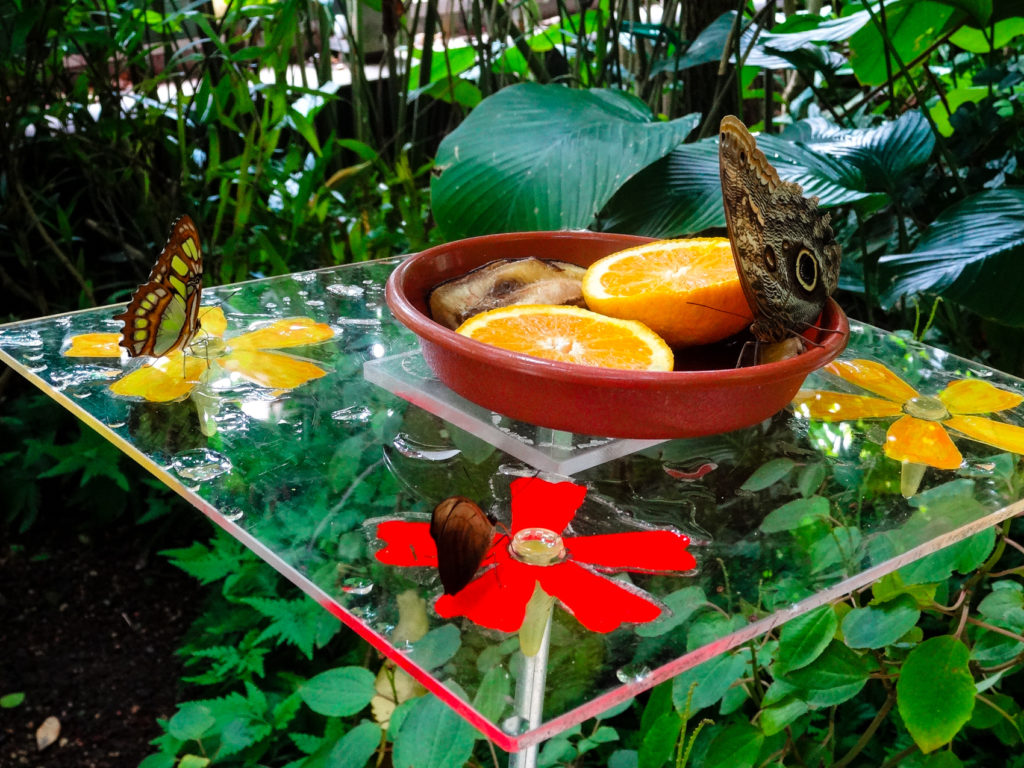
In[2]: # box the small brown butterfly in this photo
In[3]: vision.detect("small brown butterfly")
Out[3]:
[430,496,495,595]
[718,116,841,344]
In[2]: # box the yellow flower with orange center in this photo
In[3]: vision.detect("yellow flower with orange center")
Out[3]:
[793,359,1024,495]
[64,307,334,402]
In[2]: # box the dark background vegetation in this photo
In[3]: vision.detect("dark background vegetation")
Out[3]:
[3,0,1024,766]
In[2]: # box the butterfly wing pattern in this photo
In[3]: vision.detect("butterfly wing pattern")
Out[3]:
[114,215,203,357]
[718,116,840,343]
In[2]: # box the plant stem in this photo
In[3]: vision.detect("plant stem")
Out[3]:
[13,177,95,305]
[832,690,895,768]
[860,0,968,198]
[965,617,1024,643]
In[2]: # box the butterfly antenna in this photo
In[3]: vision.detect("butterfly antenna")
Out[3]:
[685,300,751,320]
[796,321,842,350]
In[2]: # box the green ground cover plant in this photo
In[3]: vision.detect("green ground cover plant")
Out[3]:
[3,0,1024,766]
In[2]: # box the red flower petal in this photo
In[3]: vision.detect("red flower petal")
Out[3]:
[509,477,587,533]
[435,560,538,632]
[536,562,664,632]
[375,520,439,566]
[567,531,696,572]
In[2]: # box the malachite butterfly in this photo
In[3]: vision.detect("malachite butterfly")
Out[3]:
[114,215,203,357]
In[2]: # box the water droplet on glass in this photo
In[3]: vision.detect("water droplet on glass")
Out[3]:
[501,717,532,735]
[392,435,460,462]
[221,507,244,522]
[27,363,47,373]
[327,284,364,298]
[24,352,44,361]
[172,449,233,482]
[292,271,318,283]
[49,365,120,391]
[106,421,126,429]
[341,577,374,595]
[332,405,372,423]
[264,302,278,310]
[0,330,43,348]
[615,664,652,684]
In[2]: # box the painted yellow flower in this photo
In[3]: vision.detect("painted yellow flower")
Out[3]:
[64,307,334,402]
[794,359,1024,495]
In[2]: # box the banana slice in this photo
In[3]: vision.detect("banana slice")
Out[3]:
[428,258,587,329]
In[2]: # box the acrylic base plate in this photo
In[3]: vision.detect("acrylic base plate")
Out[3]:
[363,350,664,475]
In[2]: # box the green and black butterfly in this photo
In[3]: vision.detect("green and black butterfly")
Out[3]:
[114,215,203,357]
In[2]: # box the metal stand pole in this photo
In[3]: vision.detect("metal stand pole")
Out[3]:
[507,612,552,768]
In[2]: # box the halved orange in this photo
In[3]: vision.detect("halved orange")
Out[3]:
[456,304,674,372]
[582,238,753,347]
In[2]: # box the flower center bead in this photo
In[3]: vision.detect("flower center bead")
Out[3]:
[509,528,567,566]
[903,395,949,421]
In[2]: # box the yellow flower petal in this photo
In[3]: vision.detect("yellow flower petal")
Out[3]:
[228,317,334,350]
[64,333,123,358]
[939,379,1024,415]
[825,359,920,404]
[198,307,228,338]
[792,390,904,421]
[945,415,1024,456]
[884,415,962,470]
[109,354,205,402]
[219,349,327,389]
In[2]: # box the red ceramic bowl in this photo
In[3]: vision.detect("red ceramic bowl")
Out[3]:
[386,231,849,439]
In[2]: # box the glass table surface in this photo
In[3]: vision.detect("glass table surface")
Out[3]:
[3,257,1024,753]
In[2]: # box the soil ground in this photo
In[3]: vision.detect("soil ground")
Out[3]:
[0,518,204,767]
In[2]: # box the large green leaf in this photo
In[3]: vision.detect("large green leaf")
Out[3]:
[759,8,872,49]
[849,1,962,86]
[598,129,875,237]
[841,594,920,649]
[878,189,1024,324]
[651,12,790,75]
[773,604,838,674]
[779,111,935,191]
[392,693,477,768]
[702,723,763,768]
[897,636,975,753]
[950,14,1024,50]
[431,83,699,239]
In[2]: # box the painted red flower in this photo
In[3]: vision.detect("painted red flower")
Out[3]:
[375,477,697,633]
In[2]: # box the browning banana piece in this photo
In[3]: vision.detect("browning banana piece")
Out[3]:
[428,258,587,329]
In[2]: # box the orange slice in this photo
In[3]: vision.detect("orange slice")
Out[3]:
[582,238,753,347]
[456,304,674,372]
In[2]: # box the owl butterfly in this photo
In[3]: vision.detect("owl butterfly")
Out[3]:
[430,496,496,595]
[718,116,841,349]
[114,215,203,358]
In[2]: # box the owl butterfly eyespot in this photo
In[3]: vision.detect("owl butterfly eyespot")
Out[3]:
[430,496,495,595]
[718,116,841,347]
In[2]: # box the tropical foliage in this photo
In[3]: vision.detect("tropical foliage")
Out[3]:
[3,0,1024,766]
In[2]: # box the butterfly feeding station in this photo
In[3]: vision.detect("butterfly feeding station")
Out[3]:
[4,238,1024,762]
[6,115,1024,764]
